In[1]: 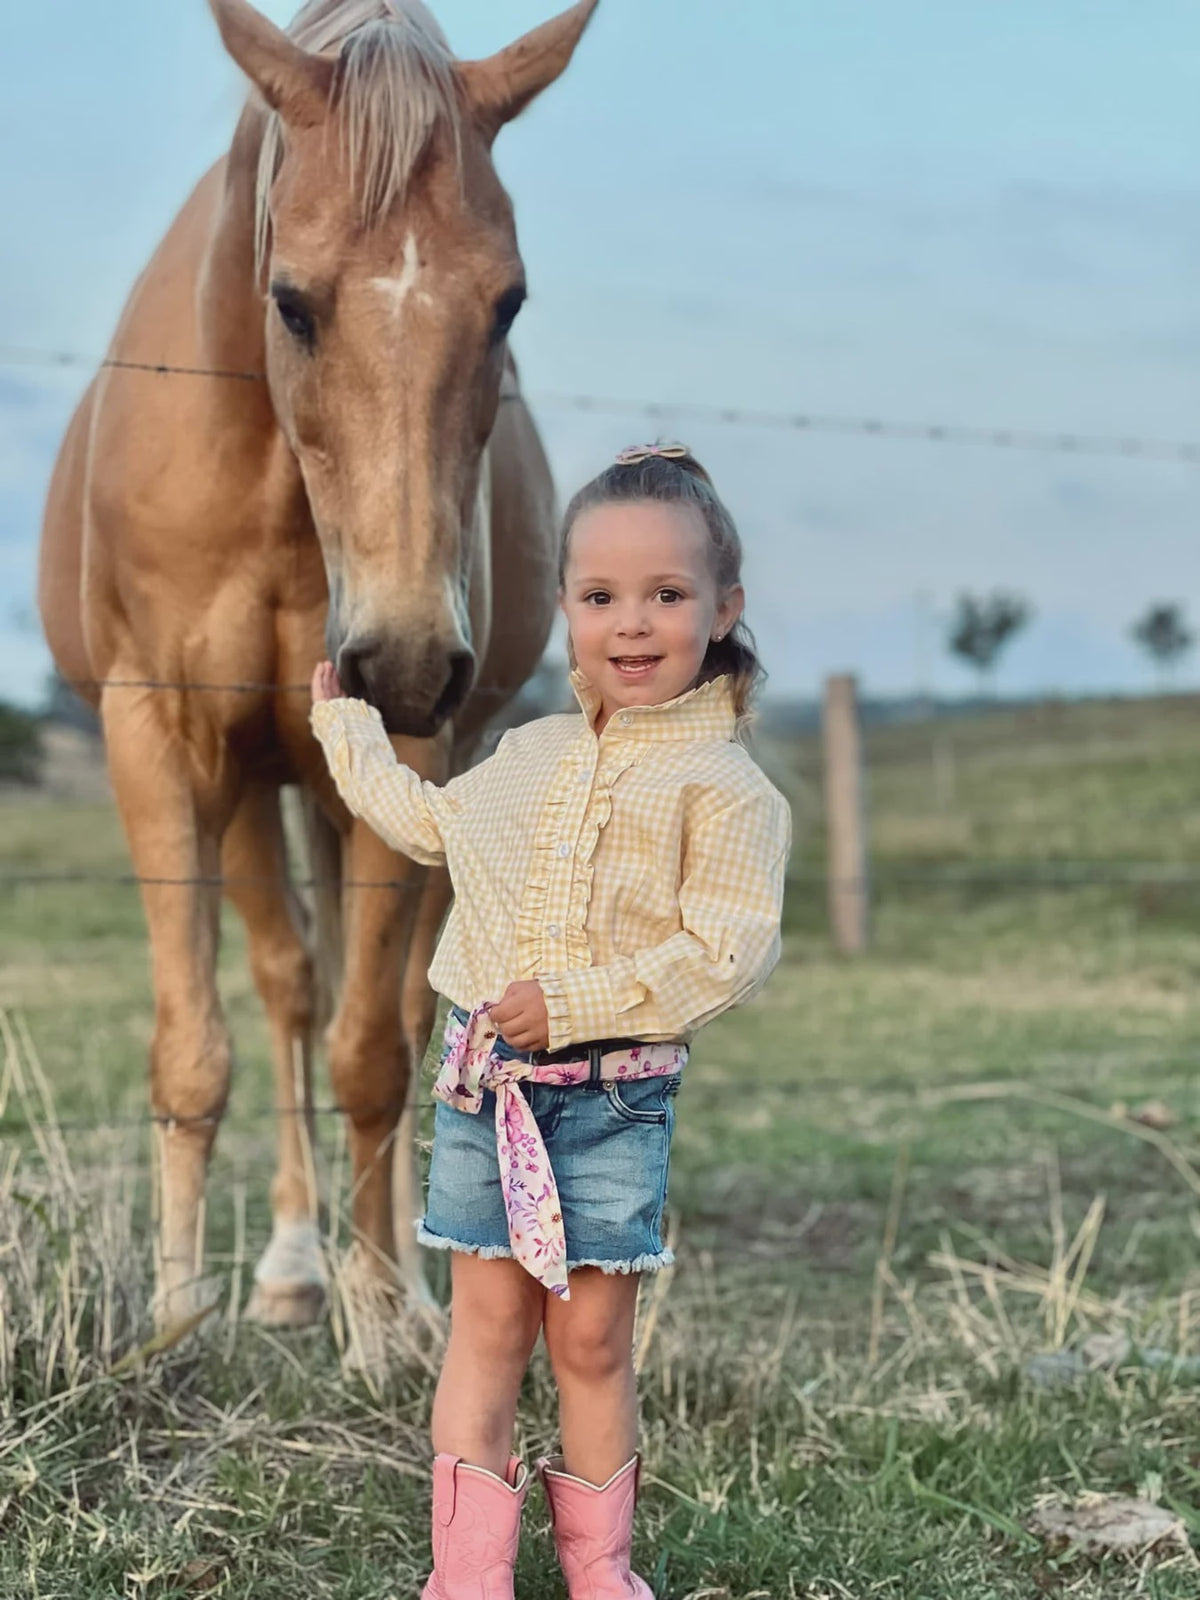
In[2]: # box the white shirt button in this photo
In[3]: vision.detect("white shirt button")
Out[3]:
[578,770,590,784]
[547,923,562,939]
[619,713,632,727]
[557,843,572,859]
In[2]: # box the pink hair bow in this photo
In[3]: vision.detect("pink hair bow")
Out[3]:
[614,441,691,466]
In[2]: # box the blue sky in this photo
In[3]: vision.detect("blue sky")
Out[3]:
[3,0,1199,707]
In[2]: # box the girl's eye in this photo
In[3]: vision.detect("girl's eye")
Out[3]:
[583,591,611,606]
[657,588,684,604]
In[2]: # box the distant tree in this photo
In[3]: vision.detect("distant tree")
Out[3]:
[1130,603,1193,690]
[0,702,42,785]
[42,668,101,735]
[947,591,1032,695]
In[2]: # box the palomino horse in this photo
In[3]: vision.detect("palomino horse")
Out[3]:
[38,0,597,1330]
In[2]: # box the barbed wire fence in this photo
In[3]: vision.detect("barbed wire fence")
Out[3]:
[5,344,1200,463]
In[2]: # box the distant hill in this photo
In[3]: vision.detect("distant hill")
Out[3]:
[758,688,1200,737]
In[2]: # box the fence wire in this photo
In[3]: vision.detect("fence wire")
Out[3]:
[55,675,518,699]
[4,1055,1197,1145]
[4,344,1200,463]
[0,1100,407,1139]
[2,865,1199,893]
[0,871,424,892]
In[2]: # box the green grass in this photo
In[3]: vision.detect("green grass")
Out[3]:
[3,694,1200,1597]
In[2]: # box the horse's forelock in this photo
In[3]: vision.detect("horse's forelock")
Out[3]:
[287,0,451,57]
[337,20,460,225]
[254,0,462,274]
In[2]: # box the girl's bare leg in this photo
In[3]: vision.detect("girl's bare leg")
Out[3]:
[431,1254,546,1477]
[542,1268,642,1482]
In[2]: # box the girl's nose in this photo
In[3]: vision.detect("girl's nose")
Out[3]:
[616,609,651,636]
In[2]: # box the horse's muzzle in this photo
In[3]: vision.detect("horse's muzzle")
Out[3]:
[336,633,475,737]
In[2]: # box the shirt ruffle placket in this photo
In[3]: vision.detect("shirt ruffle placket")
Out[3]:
[514,730,639,980]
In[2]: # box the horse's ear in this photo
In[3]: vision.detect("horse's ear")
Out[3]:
[459,0,599,141]
[209,0,335,127]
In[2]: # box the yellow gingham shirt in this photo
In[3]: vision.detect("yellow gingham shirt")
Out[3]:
[309,672,791,1051]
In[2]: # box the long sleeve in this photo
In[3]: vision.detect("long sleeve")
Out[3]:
[309,697,448,865]
[537,786,791,1049]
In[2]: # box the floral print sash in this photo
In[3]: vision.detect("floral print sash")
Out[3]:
[433,1006,688,1299]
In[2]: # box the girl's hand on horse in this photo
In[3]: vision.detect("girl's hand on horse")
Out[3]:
[311,661,345,704]
[489,982,551,1053]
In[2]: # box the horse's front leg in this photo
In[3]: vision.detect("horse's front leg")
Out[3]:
[221,783,325,1327]
[103,687,236,1330]
[328,733,447,1295]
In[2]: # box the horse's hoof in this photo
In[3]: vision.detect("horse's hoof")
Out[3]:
[245,1280,327,1327]
[247,1220,326,1325]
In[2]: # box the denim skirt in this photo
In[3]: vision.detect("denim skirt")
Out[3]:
[418,1022,681,1276]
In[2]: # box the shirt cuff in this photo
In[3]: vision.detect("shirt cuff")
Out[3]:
[309,697,383,737]
[537,968,619,1052]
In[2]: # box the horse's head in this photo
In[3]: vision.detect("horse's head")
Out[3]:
[210,0,596,736]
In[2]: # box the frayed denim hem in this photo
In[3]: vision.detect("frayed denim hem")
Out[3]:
[566,1248,675,1275]
[416,1223,673,1277]
[416,1222,514,1261]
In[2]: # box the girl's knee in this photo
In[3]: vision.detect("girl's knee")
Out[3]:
[547,1307,636,1385]
[553,1339,631,1388]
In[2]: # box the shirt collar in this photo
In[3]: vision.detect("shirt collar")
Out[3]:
[570,669,737,742]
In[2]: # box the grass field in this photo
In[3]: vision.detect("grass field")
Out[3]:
[3,694,1200,1598]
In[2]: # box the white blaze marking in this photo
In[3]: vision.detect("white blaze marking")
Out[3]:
[370,232,421,316]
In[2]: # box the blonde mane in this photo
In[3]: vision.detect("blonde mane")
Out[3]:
[255,0,461,272]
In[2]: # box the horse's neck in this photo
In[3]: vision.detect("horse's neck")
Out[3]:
[196,107,270,379]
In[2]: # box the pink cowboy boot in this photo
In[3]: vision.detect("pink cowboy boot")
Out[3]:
[421,1453,530,1600]
[536,1454,654,1599]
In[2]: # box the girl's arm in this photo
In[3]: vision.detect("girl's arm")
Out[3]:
[537,787,791,1051]
[309,698,449,865]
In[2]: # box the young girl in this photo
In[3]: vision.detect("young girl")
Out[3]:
[310,444,791,1599]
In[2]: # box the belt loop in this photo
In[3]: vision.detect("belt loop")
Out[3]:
[587,1044,602,1090]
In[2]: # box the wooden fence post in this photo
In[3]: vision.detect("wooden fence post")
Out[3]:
[822,673,869,955]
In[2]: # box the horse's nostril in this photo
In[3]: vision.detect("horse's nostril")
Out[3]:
[434,650,475,723]
[336,636,381,700]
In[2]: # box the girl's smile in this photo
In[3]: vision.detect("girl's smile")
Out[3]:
[611,654,663,680]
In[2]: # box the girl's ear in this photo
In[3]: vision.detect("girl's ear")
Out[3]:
[714,584,745,640]
[558,590,576,667]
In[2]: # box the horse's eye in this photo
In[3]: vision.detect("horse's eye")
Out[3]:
[271,284,316,350]
[491,285,526,344]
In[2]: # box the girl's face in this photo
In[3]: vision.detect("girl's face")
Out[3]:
[560,501,744,728]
